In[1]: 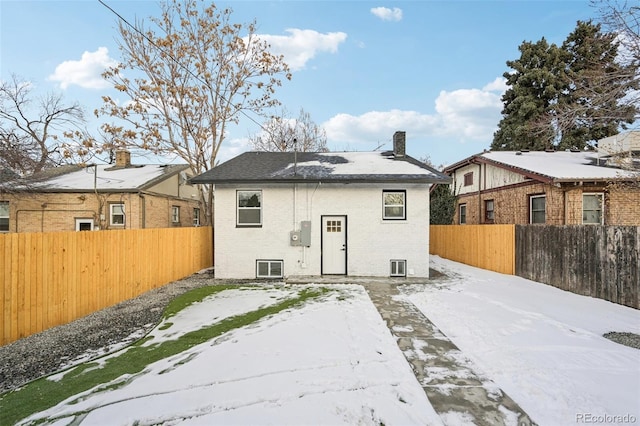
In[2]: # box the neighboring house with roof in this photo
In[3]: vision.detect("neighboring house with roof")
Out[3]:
[0,150,203,233]
[443,143,639,226]
[190,131,451,279]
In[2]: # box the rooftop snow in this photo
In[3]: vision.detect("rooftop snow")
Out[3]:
[481,151,636,181]
[34,164,182,191]
[277,152,438,177]
[190,151,451,184]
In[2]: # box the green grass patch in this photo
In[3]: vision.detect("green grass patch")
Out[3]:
[0,285,330,425]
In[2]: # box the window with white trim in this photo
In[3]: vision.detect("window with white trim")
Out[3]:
[390,260,406,277]
[237,190,262,226]
[583,193,604,224]
[193,208,201,226]
[530,195,546,224]
[0,201,9,232]
[383,190,406,220]
[110,203,125,226]
[485,199,495,223]
[171,206,180,223]
[459,204,467,224]
[256,260,283,278]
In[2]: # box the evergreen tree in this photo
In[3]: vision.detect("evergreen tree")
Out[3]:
[430,184,457,225]
[491,38,566,150]
[492,20,639,151]
[556,21,638,149]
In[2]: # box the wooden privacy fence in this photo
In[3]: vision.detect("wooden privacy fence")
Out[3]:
[430,225,515,275]
[1,227,213,345]
[516,225,639,309]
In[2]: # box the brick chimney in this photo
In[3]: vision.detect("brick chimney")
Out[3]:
[393,131,406,158]
[115,149,131,167]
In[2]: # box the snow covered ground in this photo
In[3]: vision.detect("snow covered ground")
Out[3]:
[18,258,640,426]
[406,256,640,426]
[22,285,441,425]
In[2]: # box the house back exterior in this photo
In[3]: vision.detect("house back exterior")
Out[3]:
[192,131,451,279]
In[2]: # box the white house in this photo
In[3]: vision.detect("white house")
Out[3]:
[191,131,451,279]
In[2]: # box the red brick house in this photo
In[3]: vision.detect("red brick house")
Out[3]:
[443,147,639,226]
[0,151,203,233]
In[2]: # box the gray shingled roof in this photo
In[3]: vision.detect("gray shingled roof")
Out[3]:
[190,151,451,184]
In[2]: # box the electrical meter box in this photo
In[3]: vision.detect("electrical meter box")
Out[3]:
[300,221,311,246]
[290,230,301,246]
[290,221,311,247]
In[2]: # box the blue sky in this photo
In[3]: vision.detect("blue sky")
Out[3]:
[1,0,595,168]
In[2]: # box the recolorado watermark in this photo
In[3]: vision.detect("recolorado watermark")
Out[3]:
[576,413,637,424]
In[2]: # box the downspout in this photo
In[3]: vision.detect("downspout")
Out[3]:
[139,193,146,228]
[303,182,321,268]
[478,162,482,224]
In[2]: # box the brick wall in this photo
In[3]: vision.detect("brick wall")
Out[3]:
[454,182,640,226]
[2,192,202,233]
[606,184,640,225]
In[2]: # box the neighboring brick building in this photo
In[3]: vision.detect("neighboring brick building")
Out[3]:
[442,147,639,226]
[0,150,203,233]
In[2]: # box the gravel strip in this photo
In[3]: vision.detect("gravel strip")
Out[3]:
[0,271,223,394]
[603,331,640,349]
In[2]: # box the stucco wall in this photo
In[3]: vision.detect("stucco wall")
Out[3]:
[213,182,431,279]
[452,162,529,196]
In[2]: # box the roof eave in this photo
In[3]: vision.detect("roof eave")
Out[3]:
[194,177,451,185]
[24,187,143,193]
[555,176,633,184]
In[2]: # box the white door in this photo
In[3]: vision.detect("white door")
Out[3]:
[322,215,346,274]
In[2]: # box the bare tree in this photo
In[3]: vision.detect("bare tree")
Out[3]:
[97,0,292,224]
[548,1,640,140]
[249,107,328,152]
[0,74,89,177]
[592,0,640,62]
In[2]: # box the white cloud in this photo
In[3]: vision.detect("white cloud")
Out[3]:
[258,29,347,72]
[322,79,505,151]
[48,47,117,90]
[370,7,403,22]
[324,110,438,149]
[434,86,504,140]
[483,77,507,93]
[217,136,252,164]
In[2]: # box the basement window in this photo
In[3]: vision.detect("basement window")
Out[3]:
[390,260,406,277]
[256,260,283,279]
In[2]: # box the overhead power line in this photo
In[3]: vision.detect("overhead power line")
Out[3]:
[97,0,270,133]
